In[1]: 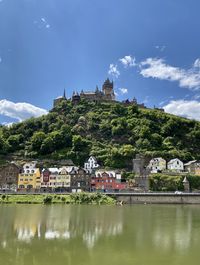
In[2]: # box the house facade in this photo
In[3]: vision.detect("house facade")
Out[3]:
[18,162,41,191]
[56,167,71,191]
[69,167,91,192]
[148,157,166,173]
[84,156,100,172]
[91,170,126,191]
[184,160,200,175]
[0,162,20,191]
[167,158,184,172]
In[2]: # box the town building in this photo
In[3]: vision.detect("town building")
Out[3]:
[18,161,41,191]
[0,162,21,191]
[84,156,100,173]
[184,160,200,175]
[167,158,184,172]
[148,157,166,173]
[91,170,126,191]
[69,167,91,192]
[132,154,150,191]
[56,166,71,191]
[41,168,58,191]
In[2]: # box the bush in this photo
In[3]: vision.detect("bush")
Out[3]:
[1,194,6,200]
[43,196,52,204]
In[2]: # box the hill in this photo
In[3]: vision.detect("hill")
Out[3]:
[0,99,200,169]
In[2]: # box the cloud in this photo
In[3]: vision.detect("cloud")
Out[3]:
[163,99,200,121]
[119,55,136,68]
[0,57,2,63]
[155,45,166,52]
[140,58,200,90]
[193,58,200,68]
[119,88,128,94]
[34,17,50,29]
[108,64,120,78]
[0,100,48,122]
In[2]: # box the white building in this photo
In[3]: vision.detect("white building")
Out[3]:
[167,158,184,172]
[84,156,100,172]
[148,158,166,173]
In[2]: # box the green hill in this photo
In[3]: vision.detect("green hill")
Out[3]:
[0,99,200,169]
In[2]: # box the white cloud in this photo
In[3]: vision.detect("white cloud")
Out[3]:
[155,45,166,52]
[108,64,120,78]
[34,17,50,29]
[119,55,136,68]
[0,100,48,122]
[193,58,200,68]
[119,88,128,94]
[140,58,200,90]
[2,122,14,127]
[164,99,200,121]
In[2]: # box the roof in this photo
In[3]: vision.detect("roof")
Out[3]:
[48,168,59,173]
[168,158,182,164]
[82,91,96,95]
[183,177,189,183]
[184,160,197,166]
[150,157,166,162]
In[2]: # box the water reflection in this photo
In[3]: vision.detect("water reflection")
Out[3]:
[0,205,200,265]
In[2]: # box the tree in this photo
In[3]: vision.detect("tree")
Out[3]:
[30,132,46,151]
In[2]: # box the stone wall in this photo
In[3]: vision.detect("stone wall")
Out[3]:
[113,193,200,204]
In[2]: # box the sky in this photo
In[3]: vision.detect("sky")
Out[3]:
[1,0,200,124]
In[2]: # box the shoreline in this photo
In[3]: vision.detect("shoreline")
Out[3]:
[1,192,200,204]
[0,193,116,205]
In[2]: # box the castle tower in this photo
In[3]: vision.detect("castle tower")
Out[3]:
[53,89,67,108]
[183,177,190,192]
[102,78,115,100]
[72,91,80,105]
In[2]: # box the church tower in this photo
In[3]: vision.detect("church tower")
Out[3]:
[102,78,115,100]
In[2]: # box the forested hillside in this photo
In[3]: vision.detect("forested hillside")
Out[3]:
[0,100,200,168]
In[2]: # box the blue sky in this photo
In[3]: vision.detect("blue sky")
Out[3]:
[1,0,200,124]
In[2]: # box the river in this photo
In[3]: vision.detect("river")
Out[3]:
[0,204,200,265]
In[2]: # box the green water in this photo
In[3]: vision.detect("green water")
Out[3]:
[0,204,200,265]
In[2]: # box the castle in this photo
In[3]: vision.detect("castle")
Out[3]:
[53,78,115,107]
[53,78,164,112]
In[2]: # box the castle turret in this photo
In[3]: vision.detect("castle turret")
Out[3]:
[53,89,67,108]
[72,91,80,105]
[102,78,115,100]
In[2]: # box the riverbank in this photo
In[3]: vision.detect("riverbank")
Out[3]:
[0,193,116,205]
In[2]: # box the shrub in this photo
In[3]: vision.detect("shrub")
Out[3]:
[43,196,52,204]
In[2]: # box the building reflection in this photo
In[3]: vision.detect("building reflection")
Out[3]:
[1,205,200,265]
[2,205,123,248]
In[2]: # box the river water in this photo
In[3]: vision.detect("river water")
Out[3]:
[0,204,200,265]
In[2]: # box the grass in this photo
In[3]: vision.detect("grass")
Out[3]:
[0,193,116,205]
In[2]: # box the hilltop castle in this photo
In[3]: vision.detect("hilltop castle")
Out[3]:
[53,78,115,107]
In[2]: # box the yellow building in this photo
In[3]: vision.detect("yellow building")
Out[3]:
[18,162,41,190]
